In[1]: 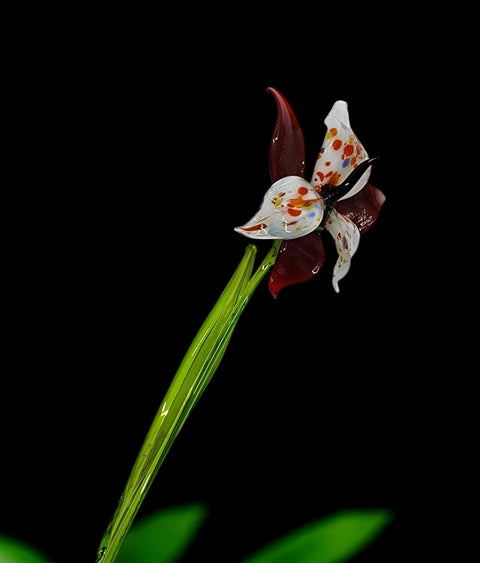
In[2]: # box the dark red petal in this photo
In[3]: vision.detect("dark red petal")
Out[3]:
[266,87,306,183]
[335,183,386,234]
[268,233,326,299]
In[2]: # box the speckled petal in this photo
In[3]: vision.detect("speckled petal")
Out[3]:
[311,100,370,200]
[324,208,361,293]
[234,176,324,240]
[268,233,326,299]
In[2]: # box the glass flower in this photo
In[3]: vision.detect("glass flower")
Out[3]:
[234,87,386,298]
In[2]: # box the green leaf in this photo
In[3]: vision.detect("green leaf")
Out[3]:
[240,508,393,563]
[0,533,54,563]
[116,503,209,563]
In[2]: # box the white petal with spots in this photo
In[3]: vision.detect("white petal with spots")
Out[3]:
[311,100,370,200]
[324,207,361,293]
[234,175,325,240]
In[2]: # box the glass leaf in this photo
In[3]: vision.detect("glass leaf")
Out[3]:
[116,503,208,563]
[240,508,393,563]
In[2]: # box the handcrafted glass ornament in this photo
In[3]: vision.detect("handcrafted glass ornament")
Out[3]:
[235,88,385,296]
[95,88,386,563]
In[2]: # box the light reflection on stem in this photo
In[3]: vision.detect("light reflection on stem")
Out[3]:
[96,241,279,563]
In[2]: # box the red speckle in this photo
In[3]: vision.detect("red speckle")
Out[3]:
[344,144,354,157]
[333,139,342,151]
[298,186,308,195]
[287,208,302,217]
[241,223,267,232]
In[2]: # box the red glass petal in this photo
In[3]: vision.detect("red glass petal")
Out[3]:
[266,87,306,183]
[268,233,326,299]
[335,183,386,234]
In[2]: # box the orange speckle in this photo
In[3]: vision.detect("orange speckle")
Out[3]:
[288,197,306,207]
[326,127,338,139]
[330,171,341,185]
[332,139,342,150]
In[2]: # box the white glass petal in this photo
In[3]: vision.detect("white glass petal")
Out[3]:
[234,175,324,240]
[324,207,361,293]
[311,100,370,201]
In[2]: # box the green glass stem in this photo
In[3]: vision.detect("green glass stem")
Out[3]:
[96,241,280,563]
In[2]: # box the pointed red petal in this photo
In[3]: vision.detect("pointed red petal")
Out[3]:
[266,87,306,183]
[268,233,326,299]
[335,183,386,233]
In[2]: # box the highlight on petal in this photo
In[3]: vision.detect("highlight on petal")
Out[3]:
[268,233,326,299]
[266,87,306,182]
[234,176,324,240]
[335,182,386,234]
[311,100,370,199]
[323,208,361,293]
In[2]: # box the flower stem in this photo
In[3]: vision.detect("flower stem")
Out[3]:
[96,241,279,563]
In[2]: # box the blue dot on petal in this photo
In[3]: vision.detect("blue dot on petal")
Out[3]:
[342,158,350,168]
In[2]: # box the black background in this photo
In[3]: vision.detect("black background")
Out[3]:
[2,6,474,563]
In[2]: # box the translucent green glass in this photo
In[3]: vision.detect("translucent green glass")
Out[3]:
[96,241,279,563]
